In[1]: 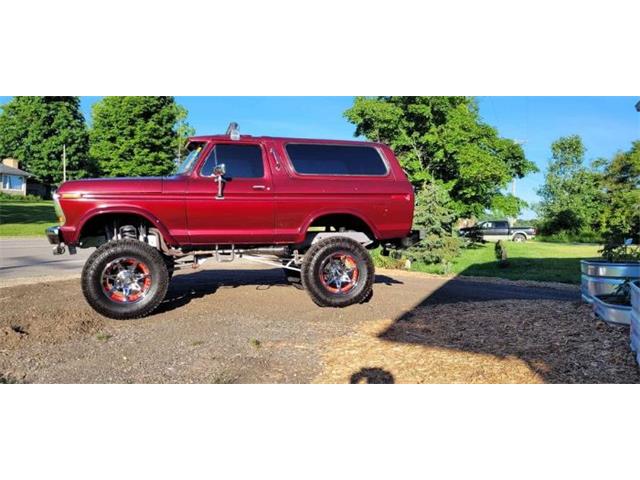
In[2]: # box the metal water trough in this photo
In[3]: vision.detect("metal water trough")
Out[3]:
[581,259,640,303]
[591,294,631,325]
[630,281,640,366]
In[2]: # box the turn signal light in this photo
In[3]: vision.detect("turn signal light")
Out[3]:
[60,193,82,199]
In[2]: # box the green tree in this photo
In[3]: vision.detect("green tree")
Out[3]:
[0,96,91,185]
[404,178,461,270]
[536,135,604,235]
[485,193,528,220]
[90,96,185,177]
[344,96,536,217]
[175,104,196,163]
[600,140,640,245]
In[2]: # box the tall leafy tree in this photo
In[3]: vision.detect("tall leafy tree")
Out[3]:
[344,96,536,217]
[486,194,528,220]
[175,104,196,163]
[0,96,91,185]
[600,140,640,244]
[405,178,461,270]
[90,96,185,177]
[536,135,604,234]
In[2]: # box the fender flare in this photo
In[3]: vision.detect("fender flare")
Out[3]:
[296,209,380,244]
[73,206,176,245]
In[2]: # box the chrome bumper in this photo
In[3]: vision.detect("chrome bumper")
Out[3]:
[46,226,61,245]
[45,226,69,255]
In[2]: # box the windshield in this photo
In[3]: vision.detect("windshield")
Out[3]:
[175,142,205,174]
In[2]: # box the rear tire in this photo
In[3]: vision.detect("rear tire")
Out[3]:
[81,239,169,320]
[512,233,526,242]
[301,237,374,307]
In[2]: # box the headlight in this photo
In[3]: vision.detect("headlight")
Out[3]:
[52,192,65,225]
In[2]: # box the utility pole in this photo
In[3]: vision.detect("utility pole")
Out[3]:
[62,144,67,183]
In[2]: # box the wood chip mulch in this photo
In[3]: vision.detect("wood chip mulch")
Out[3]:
[315,300,639,384]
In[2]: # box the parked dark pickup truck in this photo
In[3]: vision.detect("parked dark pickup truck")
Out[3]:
[459,220,536,242]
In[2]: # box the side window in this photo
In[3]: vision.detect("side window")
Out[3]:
[495,221,509,229]
[285,144,388,175]
[200,144,264,179]
[484,222,493,229]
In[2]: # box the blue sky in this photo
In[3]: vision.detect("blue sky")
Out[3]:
[2,96,639,217]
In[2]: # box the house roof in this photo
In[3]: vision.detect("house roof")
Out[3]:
[0,164,32,177]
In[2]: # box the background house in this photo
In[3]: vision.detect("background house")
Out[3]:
[0,158,32,196]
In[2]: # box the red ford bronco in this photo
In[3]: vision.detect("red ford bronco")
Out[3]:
[46,124,419,319]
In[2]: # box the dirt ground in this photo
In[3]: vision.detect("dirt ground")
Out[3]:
[1,264,638,384]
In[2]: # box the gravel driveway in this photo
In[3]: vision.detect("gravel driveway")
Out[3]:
[1,262,637,383]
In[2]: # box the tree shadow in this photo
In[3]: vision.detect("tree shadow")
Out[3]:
[453,257,597,284]
[154,267,403,315]
[376,262,639,383]
[0,203,56,224]
[350,367,395,384]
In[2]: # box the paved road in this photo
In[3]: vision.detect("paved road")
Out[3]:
[0,237,93,284]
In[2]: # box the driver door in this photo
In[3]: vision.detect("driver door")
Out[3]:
[186,142,275,244]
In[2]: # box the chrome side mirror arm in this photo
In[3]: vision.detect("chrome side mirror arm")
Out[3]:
[213,163,226,199]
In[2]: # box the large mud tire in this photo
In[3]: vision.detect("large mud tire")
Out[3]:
[301,237,374,307]
[81,239,169,320]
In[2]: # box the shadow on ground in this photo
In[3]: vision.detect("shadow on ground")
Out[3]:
[0,203,56,224]
[350,367,395,384]
[451,256,592,284]
[373,263,638,383]
[155,268,403,315]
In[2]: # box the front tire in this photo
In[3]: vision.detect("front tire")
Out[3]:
[301,237,374,307]
[81,239,170,320]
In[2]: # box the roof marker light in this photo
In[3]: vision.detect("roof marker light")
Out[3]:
[226,122,240,141]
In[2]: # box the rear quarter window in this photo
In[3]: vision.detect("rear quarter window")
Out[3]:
[285,144,388,176]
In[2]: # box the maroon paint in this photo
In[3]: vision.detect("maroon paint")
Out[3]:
[57,136,414,247]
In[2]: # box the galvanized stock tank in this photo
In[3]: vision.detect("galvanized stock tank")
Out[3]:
[630,281,640,365]
[580,259,640,303]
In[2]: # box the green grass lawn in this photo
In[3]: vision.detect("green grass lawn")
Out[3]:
[0,201,57,236]
[411,241,601,284]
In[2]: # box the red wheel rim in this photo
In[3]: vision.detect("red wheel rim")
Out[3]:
[101,257,152,304]
[319,252,360,294]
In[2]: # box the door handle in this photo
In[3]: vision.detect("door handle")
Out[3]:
[252,185,268,190]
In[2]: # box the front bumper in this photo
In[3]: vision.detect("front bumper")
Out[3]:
[45,226,75,255]
[46,226,61,245]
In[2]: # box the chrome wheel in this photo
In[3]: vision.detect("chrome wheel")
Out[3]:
[319,252,359,294]
[101,257,152,304]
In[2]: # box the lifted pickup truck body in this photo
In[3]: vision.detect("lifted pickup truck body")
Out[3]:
[53,136,414,249]
[47,127,417,319]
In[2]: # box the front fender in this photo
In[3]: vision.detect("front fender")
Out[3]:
[70,206,176,245]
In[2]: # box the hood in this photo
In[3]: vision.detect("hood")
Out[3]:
[58,177,164,195]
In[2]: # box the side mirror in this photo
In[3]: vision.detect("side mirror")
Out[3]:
[213,163,226,178]
[214,163,226,199]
